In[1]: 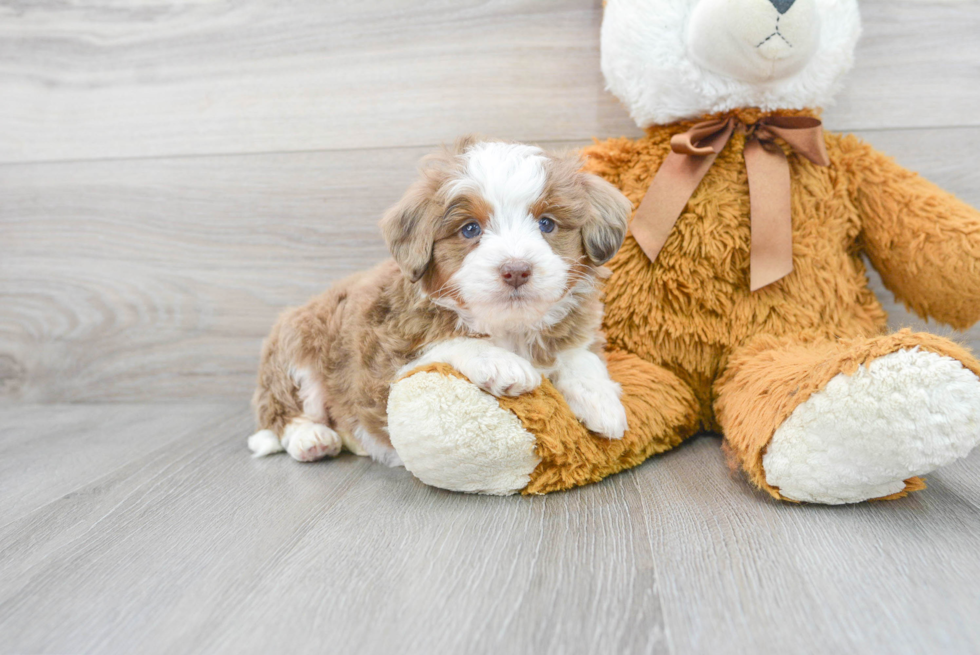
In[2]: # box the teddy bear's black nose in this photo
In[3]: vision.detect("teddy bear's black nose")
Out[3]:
[769,0,796,14]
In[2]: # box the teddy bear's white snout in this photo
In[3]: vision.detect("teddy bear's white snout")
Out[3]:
[688,0,821,84]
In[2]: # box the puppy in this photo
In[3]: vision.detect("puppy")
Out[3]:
[247,137,632,466]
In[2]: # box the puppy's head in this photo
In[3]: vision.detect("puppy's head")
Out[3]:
[380,137,631,331]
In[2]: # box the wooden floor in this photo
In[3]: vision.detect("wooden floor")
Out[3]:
[3,404,980,654]
[2,1,980,653]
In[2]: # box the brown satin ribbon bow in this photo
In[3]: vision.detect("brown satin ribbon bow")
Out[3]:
[631,115,830,291]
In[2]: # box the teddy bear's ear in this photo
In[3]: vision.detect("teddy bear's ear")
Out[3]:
[579,173,631,265]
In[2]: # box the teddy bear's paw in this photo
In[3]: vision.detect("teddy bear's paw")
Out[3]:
[457,350,542,397]
[281,418,343,462]
[387,369,540,495]
[561,378,628,440]
[763,349,980,504]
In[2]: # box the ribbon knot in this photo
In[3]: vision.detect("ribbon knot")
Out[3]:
[631,115,830,291]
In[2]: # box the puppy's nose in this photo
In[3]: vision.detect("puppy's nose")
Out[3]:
[500,261,532,289]
[768,0,796,14]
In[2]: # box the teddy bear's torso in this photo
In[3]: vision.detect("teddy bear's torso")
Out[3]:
[583,110,889,427]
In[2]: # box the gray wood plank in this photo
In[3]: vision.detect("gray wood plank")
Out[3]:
[0,403,668,655]
[0,403,236,527]
[1,404,978,654]
[633,436,980,655]
[823,1,980,132]
[0,0,630,164]
[0,146,418,404]
[3,129,979,404]
[2,0,979,164]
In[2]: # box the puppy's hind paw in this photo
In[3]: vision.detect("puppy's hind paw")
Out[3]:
[282,418,343,462]
[248,429,285,457]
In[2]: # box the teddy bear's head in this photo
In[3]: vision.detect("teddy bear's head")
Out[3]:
[601,0,861,127]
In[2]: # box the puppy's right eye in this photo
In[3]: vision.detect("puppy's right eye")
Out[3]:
[460,222,482,239]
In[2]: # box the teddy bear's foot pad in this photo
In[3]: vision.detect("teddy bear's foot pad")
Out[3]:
[763,348,980,504]
[388,370,540,495]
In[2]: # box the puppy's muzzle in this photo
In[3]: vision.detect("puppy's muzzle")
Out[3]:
[500,261,533,289]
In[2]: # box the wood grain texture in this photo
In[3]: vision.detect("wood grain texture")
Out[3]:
[2,3,980,651]
[2,129,978,404]
[0,0,625,164]
[0,146,416,403]
[635,436,980,654]
[2,0,980,163]
[0,403,978,654]
[0,403,669,655]
[0,403,236,527]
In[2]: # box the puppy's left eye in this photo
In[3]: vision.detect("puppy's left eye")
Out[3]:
[538,216,556,234]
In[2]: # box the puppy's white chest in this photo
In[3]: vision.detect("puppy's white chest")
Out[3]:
[489,332,537,365]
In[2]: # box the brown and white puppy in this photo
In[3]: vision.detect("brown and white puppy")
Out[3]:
[248,137,632,466]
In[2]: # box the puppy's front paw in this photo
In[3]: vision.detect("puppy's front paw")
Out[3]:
[461,351,541,397]
[561,379,628,439]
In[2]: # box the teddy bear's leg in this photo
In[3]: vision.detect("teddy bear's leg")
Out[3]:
[715,331,980,504]
[387,351,701,495]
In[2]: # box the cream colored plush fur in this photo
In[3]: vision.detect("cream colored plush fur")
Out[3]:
[601,0,861,127]
[388,371,540,495]
[764,349,980,504]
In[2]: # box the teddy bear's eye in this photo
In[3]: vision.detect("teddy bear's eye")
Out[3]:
[460,222,482,239]
[538,216,556,234]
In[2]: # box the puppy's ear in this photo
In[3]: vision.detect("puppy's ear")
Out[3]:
[382,144,469,281]
[380,180,442,283]
[579,173,631,265]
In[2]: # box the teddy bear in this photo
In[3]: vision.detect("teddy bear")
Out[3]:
[384,0,980,503]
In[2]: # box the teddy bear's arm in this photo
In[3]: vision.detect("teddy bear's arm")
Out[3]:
[838,133,980,330]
